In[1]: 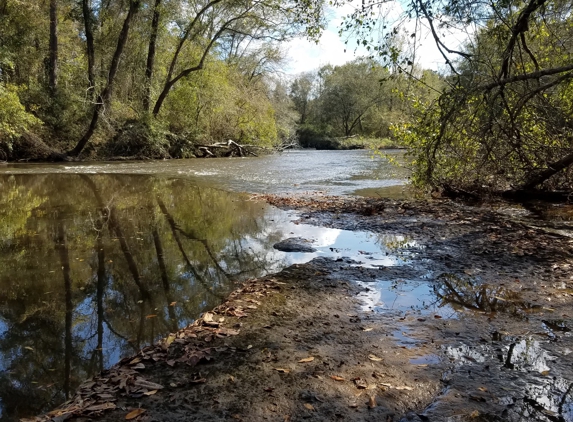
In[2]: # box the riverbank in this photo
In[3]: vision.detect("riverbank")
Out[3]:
[30,194,573,422]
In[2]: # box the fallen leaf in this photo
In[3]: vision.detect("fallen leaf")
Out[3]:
[133,379,164,390]
[169,302,177,306]
[125,408,146,420]
[85,403,116,411]
[541,370,550,376]
[368,354,383,362]
[132,363,145,370]
[362,327,374,332]
[275,368,290,374]
[478,387,488,392]
[144,390,158,396]
[145,314,157,319]
[330,375,345,382]
[304,403,315,411]
[368,395,377,409]
[395,386,413,391]
[434,315,442,319]
[298,357,315,363]
[470,410,480,418]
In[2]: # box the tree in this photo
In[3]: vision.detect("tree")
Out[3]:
[338,0,573,193]
[320,59,386,137]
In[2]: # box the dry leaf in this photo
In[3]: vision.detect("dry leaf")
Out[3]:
[85,403,117,412]
[541,370,550,376]
[143,390,158,396]
[368,354,383,362]
[275,368,290,374]
[395,386,413,391]
[362,327,373,332]
[478,387,488,392]
[125,408,146,420]
[298,357,315,363]
[368,395,377,409]
[304,403,315,411]
[470,410,480,418]
[133,379,164,390]
[330,375,345,382]
[145,314,157,319]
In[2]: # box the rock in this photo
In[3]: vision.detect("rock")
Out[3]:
[273,237,316,253]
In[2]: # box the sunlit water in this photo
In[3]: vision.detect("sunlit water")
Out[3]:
[0,149,410,198]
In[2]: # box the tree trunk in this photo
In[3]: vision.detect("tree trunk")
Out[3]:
[521,149,573,190]
[82,0,96,94]
[69,0,141,157]
[48,0,58,93]
[143,0,162,112]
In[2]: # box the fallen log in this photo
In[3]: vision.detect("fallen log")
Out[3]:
[197,140,258,158]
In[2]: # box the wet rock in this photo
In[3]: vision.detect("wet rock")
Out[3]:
[273,237,316,253]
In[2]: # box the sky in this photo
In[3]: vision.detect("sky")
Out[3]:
[284,2,470,75]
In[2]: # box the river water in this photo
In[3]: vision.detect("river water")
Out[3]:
[0,150,410,420]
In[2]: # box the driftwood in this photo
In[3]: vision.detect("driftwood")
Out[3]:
[197,140,258,158]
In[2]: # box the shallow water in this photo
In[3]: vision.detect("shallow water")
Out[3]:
[0,150,410,198]
[0,154,412,421]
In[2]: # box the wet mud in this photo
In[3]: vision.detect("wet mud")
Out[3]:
[32,195,573,422]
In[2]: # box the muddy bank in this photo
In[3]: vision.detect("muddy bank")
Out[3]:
[32,195,573,422]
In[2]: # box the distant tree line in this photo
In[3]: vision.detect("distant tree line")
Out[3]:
[289,58,444,149]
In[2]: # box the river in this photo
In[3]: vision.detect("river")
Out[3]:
[0,150,409,420]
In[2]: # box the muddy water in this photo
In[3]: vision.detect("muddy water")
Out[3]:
[0,151,411,421]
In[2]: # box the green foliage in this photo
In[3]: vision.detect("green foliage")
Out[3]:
[336,0,573,193]
[0,0,326,159]
[0,84,41,158]
[291,59,444,148]
[105,116,170,159]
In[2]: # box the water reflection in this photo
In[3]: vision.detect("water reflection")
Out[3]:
[0,174,291,420]
[433,273,541,315]
[444,339,573,422]
[0,173,407,421]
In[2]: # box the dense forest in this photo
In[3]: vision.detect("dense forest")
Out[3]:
[0,0,428,161]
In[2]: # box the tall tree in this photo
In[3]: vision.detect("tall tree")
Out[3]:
[68,0,141,157]
[48,0,58,93]
[143,0,162,112]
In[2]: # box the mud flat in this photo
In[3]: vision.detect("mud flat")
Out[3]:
[33,195,573,422]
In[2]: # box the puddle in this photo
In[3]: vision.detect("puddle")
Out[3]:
[410,354,441,365]
[355,279,457,318]
[434,273,543,316]
[392,329,421,348]
[444,338,573,422]
[276,224,413,268]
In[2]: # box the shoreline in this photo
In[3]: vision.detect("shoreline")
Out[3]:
[28,195,573,422]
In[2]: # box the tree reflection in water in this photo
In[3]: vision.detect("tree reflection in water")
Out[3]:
[0,174,289,420]
[433,273,542,315]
